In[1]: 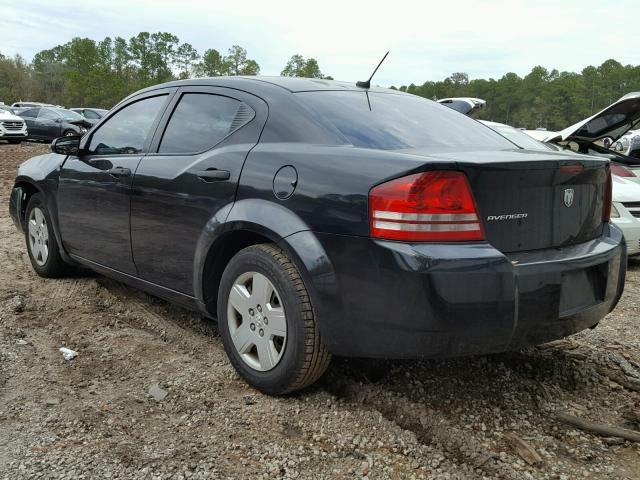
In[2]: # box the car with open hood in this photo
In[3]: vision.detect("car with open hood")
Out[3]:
[17,107,91,142]
[9,77,625,394]
[482,120,640,256]
[532,93,640,183]
[0,105,28,144]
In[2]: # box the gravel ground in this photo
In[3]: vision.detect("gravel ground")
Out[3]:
[0,142,639,479]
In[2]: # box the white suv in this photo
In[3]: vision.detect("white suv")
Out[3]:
[0,106,28,144]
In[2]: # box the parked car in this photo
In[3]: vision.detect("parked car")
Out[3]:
[482,120,640,256]
[437,97,486,114]
[18,107,90,141]
[70,107,109,126]
[0,106,28,144]
[613,129,639,152]
[11,101,53,108]
[9,77,625,394]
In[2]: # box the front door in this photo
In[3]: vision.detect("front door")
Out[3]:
[57,91,174,275]
[130,87,267,294]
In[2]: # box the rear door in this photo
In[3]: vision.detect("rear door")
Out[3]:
[130,86,267,294]
[58,90,174,274]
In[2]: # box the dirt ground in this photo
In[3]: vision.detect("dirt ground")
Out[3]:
[0,142,639,480]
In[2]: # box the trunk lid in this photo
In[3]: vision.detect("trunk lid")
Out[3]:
[422,150,610,253]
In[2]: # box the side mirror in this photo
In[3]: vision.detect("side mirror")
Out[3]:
[51,135,81,156]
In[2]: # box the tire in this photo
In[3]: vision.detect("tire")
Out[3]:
[217,244,331,394]
[8,139,21,144]
[24,193,69,278]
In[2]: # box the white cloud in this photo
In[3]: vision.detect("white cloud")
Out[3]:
[0,0,638,86]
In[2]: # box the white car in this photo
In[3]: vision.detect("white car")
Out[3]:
[611,175,640,256]
[482,120,640,256]
[0,106,28,144]
[437,97,486,115]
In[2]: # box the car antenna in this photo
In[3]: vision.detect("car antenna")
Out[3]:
[356,51,389,89]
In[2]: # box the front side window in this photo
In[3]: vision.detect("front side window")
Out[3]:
[84,109,101,120]
[87,95,167,155]
[159,93,247,154]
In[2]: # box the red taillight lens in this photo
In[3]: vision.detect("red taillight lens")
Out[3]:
[603,170,612,222]
[611,162,636,177]
[369,171,485,241]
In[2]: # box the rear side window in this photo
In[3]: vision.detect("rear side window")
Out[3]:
[296,91,512,150]
[84,109,101,119]
[159,93,251,154]
[87,95,167,155]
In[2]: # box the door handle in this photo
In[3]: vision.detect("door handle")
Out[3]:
[196,169,230,182]
[107,166,131,177]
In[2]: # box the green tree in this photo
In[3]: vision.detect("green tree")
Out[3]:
[225,45,260,75]
[281,54,325,78]
[196,48,228,77]
[174,42,199,79]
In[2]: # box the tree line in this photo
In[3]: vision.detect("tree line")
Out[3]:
[1,31,639,130]
[391,61,640,130]
[0,31,328,110]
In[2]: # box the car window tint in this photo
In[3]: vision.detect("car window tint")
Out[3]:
[296,91,513,150]
[38,109,59,120]
[20,108,40,118]
[84,109,101,119]
[88,95,167,155]
[159,93,247,154]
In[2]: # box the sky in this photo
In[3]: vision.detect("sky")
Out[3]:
[1,0,639,87]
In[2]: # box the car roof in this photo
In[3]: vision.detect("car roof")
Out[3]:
[137,76,399,96]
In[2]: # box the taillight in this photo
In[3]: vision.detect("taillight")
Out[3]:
[611,162,636,177]
[603,170,612,222]
[369,171,485,241]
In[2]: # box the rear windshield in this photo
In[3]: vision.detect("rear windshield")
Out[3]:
[296,91,512,150]
[489,125,554,151]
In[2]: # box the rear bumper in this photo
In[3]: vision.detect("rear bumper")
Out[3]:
[289,224,626,358]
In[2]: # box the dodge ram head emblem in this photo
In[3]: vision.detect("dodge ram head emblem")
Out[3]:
[564,188,574,207]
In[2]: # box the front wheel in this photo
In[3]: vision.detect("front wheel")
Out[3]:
[217,244,331,394]
[8,139,22,144]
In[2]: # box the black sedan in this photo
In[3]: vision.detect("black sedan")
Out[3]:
[9,77,625,394]
[18,107,91,141]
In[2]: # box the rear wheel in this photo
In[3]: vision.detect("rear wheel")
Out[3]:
[24,194,69,277]
[217,244,331,394]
